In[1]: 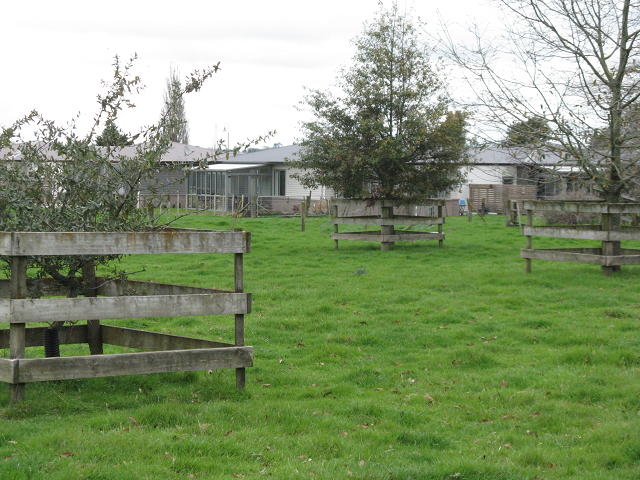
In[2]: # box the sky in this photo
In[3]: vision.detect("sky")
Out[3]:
[1,0,498,150]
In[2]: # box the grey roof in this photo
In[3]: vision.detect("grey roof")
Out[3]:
[117,142,217,164]
[0,142,300,166]
[0,142,212,163]
[229,144,300,164]
[471,147,566,166]
[3,141,568,168]
[131,142,300,165]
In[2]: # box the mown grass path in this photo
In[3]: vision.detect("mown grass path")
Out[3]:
[1,214,639,479]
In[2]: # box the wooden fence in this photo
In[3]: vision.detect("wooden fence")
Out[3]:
[520,200,640,276]
[331,199,445,251]
[469,184,537,214]
[0,229,252,402]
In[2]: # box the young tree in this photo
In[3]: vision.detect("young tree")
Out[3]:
[0,55,218,301]
[289,2,470,202]
[160,66,190,144]
[95,119,133,147]
[444,0,640,202]
[503,118,550,147]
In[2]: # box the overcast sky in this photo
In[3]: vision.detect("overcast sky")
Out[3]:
[1,0,498,149]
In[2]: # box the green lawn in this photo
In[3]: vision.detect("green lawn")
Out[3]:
[1,214,639,479]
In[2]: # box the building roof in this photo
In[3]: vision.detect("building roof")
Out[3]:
[139,142,301,166]
[471,146,566,166]
[3,141,570,169]
[0,141,300,166]
[227,144,300,164]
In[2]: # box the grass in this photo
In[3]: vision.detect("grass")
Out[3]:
[1,213,640,479]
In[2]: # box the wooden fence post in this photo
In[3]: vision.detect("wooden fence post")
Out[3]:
[332,204,339,250]
[467,198,472,222]
[301,201,306,232]
[505,199,511,227]
[9,257,28,402]
[601,211,618,276]
[235,235,246,389]
[251,196,257,218]
[83,262,103,355]
[438,204,444,247]
[525,207,533,274]
[380,205,394,251]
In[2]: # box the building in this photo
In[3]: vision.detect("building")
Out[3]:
[146,143,580,215]
[147,143,334,214]
[2,141,576,216]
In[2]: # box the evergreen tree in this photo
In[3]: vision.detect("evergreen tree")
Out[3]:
[95,119,133,147]
[503,118,550,147]
[289,2,469,201]
[160,67,189,144]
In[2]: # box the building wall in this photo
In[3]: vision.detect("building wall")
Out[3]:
[281,167,334,199]
[139,166,190,195]
[138,165,190,208]
[451,165,518,200]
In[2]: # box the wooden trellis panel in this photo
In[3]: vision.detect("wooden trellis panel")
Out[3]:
[470,184,537,213]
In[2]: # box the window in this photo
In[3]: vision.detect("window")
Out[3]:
[274,170,286,196]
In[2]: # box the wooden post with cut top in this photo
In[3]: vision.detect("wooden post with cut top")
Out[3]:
[332,204,339,250]
[301,201,306,232]
[437,204,444,247]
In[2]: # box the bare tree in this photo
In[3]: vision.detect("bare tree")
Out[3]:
[443,0,640,202]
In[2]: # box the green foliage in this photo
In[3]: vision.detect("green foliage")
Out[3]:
[290,2,470,202]
[95,119,133,147]
[0,55,218,295]
[160,66,189,144]
[503,117,550,147]
[2,214,640,479]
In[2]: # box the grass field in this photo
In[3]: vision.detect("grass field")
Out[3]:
[1,213,639,479]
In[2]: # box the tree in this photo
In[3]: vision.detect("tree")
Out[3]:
[503,118,550,147]
[289,2,470,202]
[0,55,218,303]
[160,66,189,144]
[444,0,640,202]
[95,119,133,147]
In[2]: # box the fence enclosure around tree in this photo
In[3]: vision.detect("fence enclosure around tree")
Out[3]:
[0,229,252,403]
[331,199,446,251]
[521,200,640,276]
